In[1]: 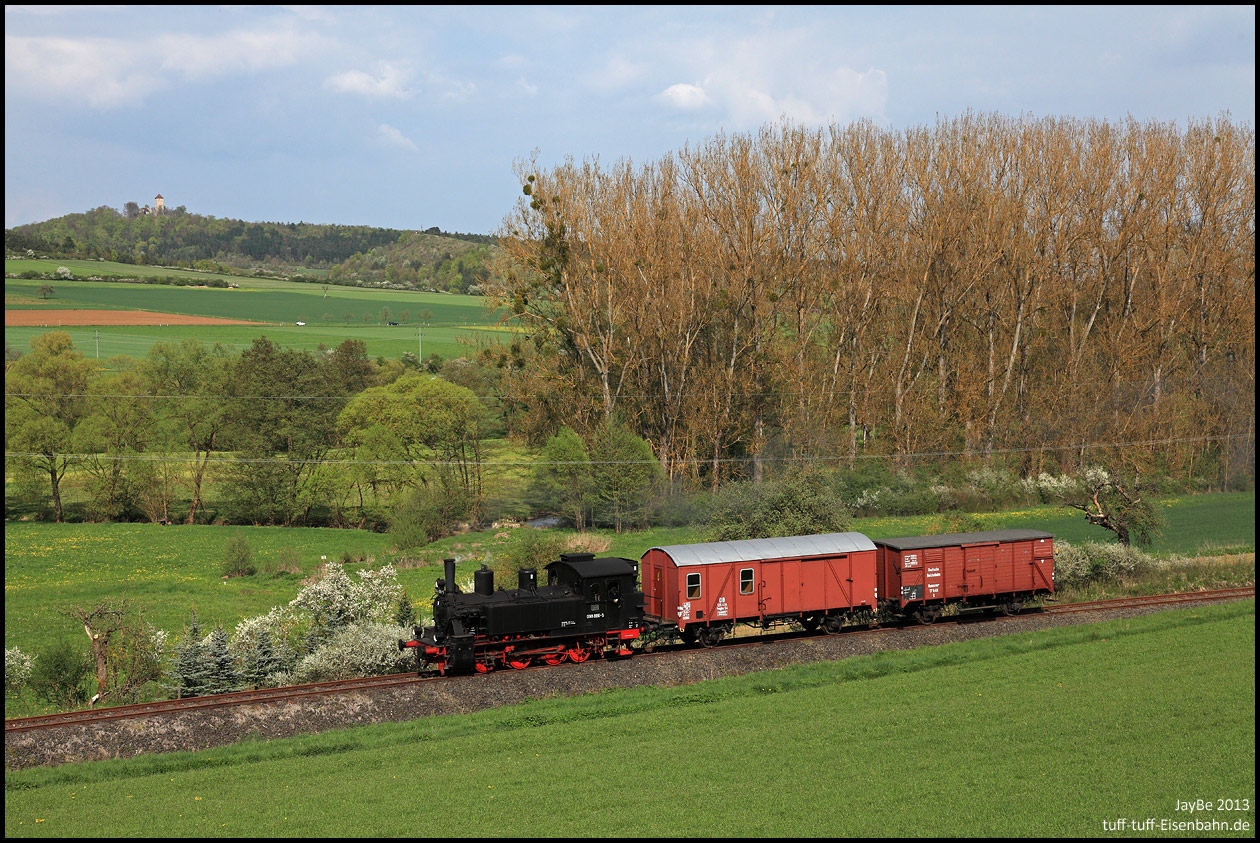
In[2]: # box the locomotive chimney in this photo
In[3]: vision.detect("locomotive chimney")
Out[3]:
[444,558,456,593]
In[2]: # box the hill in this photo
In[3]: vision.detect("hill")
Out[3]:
[5,206,502,294]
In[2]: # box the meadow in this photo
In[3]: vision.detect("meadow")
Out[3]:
[4,601,1255,837]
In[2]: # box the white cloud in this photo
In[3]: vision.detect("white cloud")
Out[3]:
[652,28,890,129]
[5,35,165,108]
[377,123,418,152]
[658,82,711,111]
[326,61,414,99]
[5,26,327,109]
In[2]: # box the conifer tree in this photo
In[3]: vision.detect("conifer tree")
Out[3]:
[172,612,209,699]
[204,626,242,695]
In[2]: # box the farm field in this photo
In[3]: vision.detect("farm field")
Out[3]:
[4,601,1255,837]
[4,272,513,362]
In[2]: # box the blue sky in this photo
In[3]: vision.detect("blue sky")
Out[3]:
[5,5,1254,235]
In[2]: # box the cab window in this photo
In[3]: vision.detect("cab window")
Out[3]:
[686,572,701,599]
[740,568,754,595]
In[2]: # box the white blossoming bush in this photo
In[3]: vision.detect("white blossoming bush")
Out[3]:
[225,562,413,688]
[5,647,35,696]
[229,607,300,662]
[1053,540,1161,588]
[290,621,415,682]
[1027,472,1082,501]
[289,562,404,628]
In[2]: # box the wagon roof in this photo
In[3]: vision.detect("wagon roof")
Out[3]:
[545,556,638,578]
[873,528,1054,551]
[645,532,877,567]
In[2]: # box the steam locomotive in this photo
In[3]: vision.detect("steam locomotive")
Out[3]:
[400,529,1055,675]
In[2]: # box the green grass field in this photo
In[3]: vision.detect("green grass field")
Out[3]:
[5,271,514,362]
[4,601,1254,837]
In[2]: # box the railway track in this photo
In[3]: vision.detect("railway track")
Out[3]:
[1041,586,1254,614]
[6,586,1253,739]
[4,672,425,735]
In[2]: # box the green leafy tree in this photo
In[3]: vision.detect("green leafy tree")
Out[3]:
[220,338,349,525]
[528,426,594,529]
[4,332,98,521]
[389,481,475,548]
[705,469,851,541]
[75,365,158,521]
[140,340,235,523]
[588,418,662,532]
[339,372,489,522]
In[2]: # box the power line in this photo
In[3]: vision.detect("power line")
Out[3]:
[5,433,1250,469]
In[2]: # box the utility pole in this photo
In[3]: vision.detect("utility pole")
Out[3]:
[95,329,99,359]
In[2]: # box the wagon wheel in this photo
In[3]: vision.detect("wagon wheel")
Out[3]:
[565,646,591,663]
[542,652,566,666]
[1001,600,1023,616]
[915,606,940,625]
[699,627,726,648]
[822,615,844,635]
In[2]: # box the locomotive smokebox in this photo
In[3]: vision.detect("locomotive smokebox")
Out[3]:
[519,568,538,591]
[444,558,457,592]
[475,564,495,596]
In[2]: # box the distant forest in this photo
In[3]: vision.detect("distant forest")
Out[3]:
[4,206,500,294]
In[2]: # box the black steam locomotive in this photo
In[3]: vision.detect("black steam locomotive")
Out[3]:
[400,554,645,674]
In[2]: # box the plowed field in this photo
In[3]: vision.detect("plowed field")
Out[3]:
[6,309,258,326]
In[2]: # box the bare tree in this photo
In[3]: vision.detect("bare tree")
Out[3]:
[72,599,164,707]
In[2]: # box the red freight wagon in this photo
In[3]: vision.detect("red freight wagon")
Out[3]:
[640,532,878,646]
[874,529,1055,623]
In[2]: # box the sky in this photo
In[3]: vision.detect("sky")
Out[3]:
[5,5,1255,236]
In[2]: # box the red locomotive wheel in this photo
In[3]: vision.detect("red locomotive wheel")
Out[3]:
[565,647,591,663]
[543,653,566,665]
[508,656,531,669]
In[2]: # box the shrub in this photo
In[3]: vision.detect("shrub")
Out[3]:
[1053,541,1159,589]
[706,470,851,541]
[5,647,35,696]
[289,622,415,682]
[29,640,90,708]
[221,531,256,577]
